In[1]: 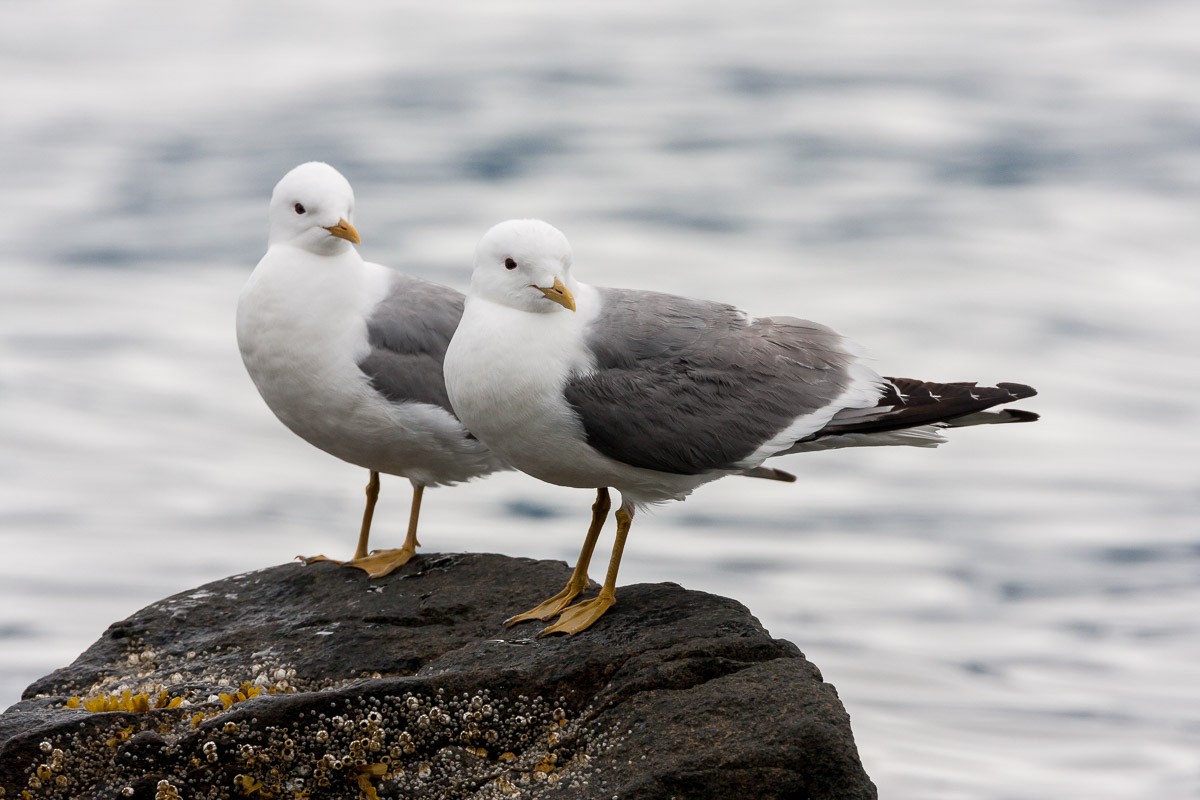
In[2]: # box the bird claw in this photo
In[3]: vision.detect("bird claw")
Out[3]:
[297,553,338,566]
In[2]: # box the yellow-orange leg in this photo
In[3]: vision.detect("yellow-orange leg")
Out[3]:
[301,475,426,578]
[343,480,425,578]
[300,470,381,567]
[505,488,611,626]
[354,470,383,559]
[540,499,634,636]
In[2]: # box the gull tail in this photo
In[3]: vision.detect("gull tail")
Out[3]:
[789,378,1038,453]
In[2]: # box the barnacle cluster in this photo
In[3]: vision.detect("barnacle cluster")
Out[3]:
[8,687,620,799]
[49,636,305,706]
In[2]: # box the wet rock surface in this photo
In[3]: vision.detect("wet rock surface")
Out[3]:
[0,553,876,799]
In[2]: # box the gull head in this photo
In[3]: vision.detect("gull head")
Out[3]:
[472,219,577,313]
[267,162,360,253]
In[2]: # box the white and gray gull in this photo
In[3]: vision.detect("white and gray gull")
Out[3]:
[236,162,506,577]
[444,218,1039,635]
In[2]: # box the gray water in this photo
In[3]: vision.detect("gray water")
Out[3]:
[2,1,1198,797]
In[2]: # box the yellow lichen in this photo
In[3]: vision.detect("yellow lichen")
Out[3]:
[66,689,184,713]
[352,765,389,800]
[234,774,269,796]
[219,682,262,709]
[105,727,135,748]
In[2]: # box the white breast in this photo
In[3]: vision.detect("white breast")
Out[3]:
[236,246,496,486]
[444,286,720,503]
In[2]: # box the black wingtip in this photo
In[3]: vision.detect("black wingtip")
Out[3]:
[1002,408,1040,423]
[997,382,1038,400]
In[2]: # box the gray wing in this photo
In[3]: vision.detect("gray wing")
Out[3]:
[562,288,865,474]
[357,273,464,415]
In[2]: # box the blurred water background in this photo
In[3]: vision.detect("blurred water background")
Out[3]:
[2,1,1198,796]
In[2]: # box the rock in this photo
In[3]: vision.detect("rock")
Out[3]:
[0,553,876,799]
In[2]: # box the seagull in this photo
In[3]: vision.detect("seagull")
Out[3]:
[444,218,1039,635]
[236,162,506,577]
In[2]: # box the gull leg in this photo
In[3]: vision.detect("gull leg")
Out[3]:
[539,498,633,637]
[505,488,611,626]
[300,470,381,567]
[355,470,383,559]
[344,480,426,578]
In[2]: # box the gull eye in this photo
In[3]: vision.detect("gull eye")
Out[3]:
[293,203,306,215]
[504,258,517,270]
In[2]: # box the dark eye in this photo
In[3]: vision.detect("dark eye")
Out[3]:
[504,258,517,270]
[293,203,306,215]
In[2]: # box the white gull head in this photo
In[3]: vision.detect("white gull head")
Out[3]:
[267,161,360,254]
[471,219,578,313]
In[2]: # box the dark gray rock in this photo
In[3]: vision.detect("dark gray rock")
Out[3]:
[0,553,876,799]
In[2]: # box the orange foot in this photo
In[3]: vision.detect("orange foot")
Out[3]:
[504,577,590,627]
[298,545,417,579]
[538,591,616,637]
